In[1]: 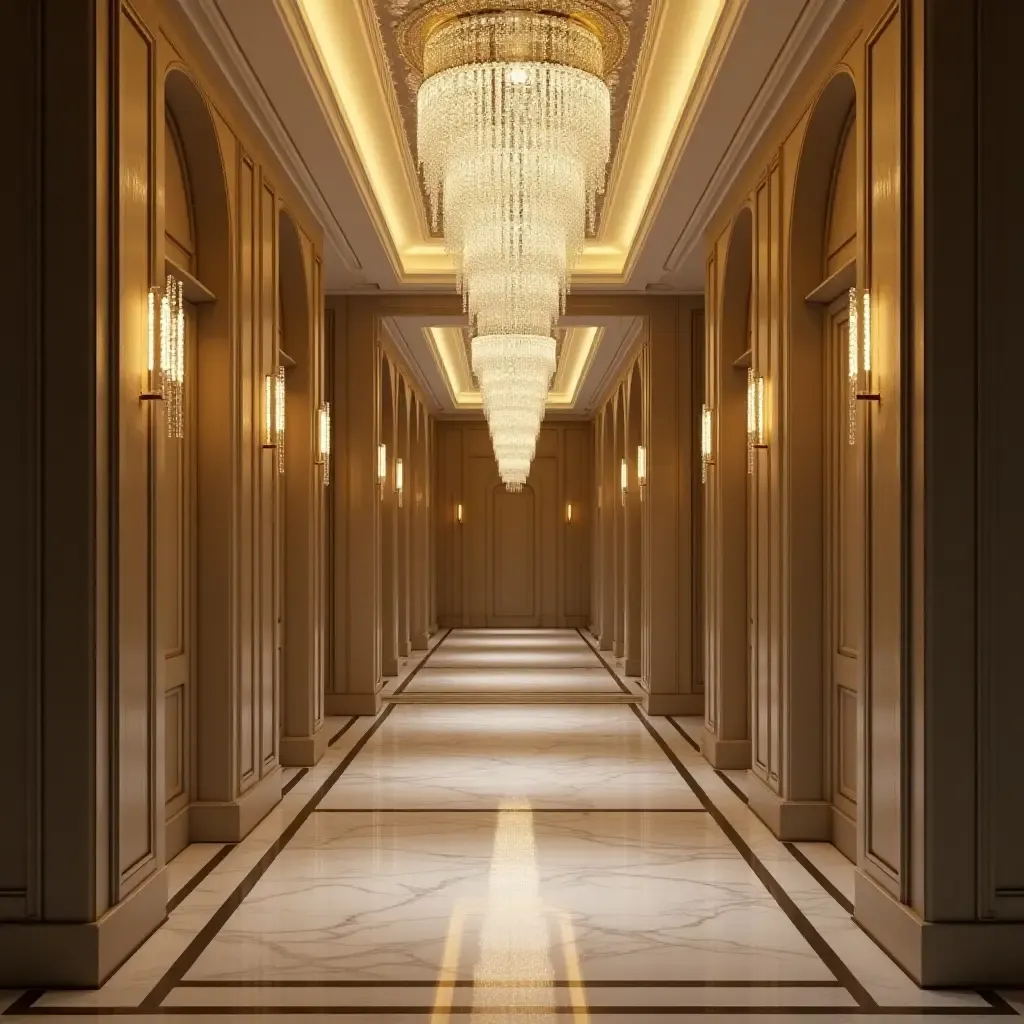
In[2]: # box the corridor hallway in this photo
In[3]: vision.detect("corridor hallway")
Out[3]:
[3,630,1020,1020]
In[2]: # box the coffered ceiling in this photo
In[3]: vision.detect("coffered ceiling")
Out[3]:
[173,0,846,412]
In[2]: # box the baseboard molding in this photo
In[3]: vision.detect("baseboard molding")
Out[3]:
[644,692,704,716]
[280,722,330,767]
[325,691,382,716]
[701,730,752,769]
[0,865,167,988]
[747,775,830,840]
[190,766,282,843]
[165,804,190,861]
[830,805,856,863]
[855,869,1024,986]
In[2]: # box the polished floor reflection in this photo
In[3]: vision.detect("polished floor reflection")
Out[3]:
[5,630,1022,1020]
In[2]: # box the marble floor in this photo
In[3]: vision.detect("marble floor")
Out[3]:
[4,629,1022,1021]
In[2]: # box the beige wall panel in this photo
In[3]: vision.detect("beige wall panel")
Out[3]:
[117,9,157,891]
[258,181,278,774]
[164,686,185,806]
[164,116,193,266]
[436,422,591,628]
[864,11,902,885]
[237,153,256,787]
[826,118,857,273]
[492,487,537,620]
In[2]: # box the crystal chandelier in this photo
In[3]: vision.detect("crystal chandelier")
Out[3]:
[404,1,624,488]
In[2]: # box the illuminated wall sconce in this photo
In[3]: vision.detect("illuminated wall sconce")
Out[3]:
[395,457,404,508]
[746,368,767,474]
[620,457,628,506]
[456,502,463,524]
[847,287,880,444]
[263,364,286,473]
[377,443,388,499]
[700,404,715,484]
[317,401,331,487]
[142,276,185,439]
[637,445,647,499]
[566,502,573,524]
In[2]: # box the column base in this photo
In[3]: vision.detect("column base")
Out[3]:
[411,631,429,652]
[855,869,1024,986]
[430,621,439,635]
[644,692,704,716]
[382,655,399,676]
[190,766,282,843]
[399,638,411,658]
[623,657,641,677]
[747,774,829,840]
[0,865,167,988]
[325,691,382,716]
[598,633,613,652]
[280,722,330,767]
[701,730,752,769]
[613,639,625,658]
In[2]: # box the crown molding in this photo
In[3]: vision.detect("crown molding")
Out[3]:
[171,0,364,277]
[663,0,847,275]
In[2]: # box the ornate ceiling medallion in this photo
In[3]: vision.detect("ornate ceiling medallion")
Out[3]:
[400,0,626,489]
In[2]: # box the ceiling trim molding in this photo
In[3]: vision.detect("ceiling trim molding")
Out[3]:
[173,0,363,275]
[663,0,847,274]
[587,315,646,411]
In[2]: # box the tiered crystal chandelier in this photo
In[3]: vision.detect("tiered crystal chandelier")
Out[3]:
[405,1,623,489]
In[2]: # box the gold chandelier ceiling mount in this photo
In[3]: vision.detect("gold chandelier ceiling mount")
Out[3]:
[396,0,630,83]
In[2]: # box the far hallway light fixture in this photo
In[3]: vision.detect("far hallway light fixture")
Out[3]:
[620,457,628,506]
[396,457,405,507]
[847,286,880,445]
[566,501,573,524]
[456,502,463,524]
[637,444,647,497]
[377,443,388,498]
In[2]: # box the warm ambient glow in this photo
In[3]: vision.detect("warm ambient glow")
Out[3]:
[620,457,628,505]
[700,404,714,484]
[566,502,573,524]
[637,444,647,487]
[377,443,388,496]
[318,402,331,486]
[456,502,463,524]
[395,457,404,507]
[746,368,765,474]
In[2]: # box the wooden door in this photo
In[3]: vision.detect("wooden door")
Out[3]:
[159,302,196,857]
[826,296,863,862]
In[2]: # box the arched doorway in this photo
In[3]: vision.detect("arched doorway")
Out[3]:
[160,67,231,856]
[789,70,860,860]
[623,361,643,677]
[703,206,753,769]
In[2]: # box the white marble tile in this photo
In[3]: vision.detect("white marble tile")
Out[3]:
[166,843,227,901]
[427,649,604,669]
[792,841,856,904]
[405,666,621,694]
[184,809,835,985]
[319,705,702,810]
[644,715,995,1011]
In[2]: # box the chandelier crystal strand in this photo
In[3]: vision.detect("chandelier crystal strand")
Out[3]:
[416,10,612,488]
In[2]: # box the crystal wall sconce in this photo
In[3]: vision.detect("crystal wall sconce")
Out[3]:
[566,502,573,524]
[263,365,286,473]
[847,287,880,444]
[746,368,766,474]
[377,443,388,499]
[456,502,463,524]
[620,457,628,506]
[142,275,185,439]
[637,445,647,499]
[396,457,404,508]
[700,404,715,484]
[317,401,331,487]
